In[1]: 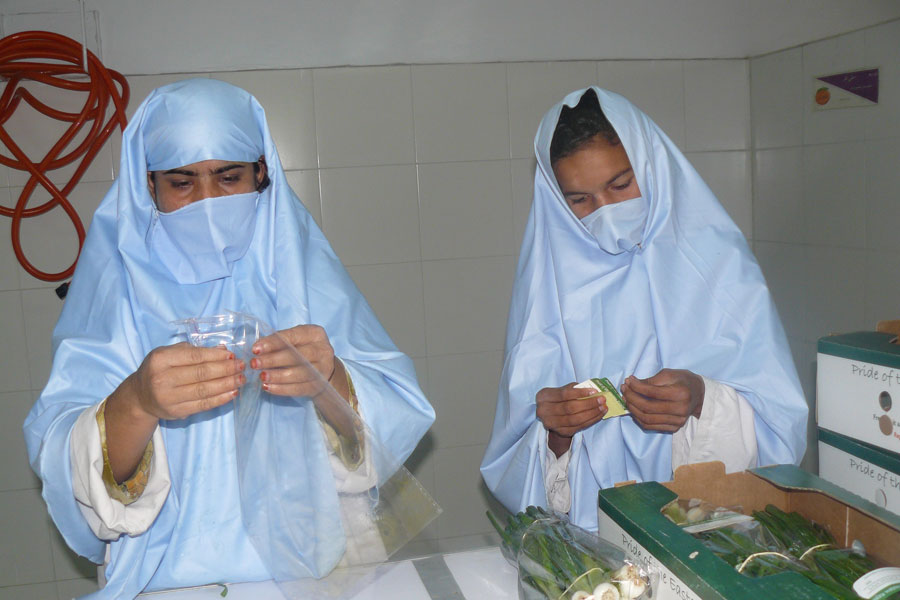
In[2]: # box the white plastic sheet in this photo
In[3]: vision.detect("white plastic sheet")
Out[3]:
[176,312,440,598]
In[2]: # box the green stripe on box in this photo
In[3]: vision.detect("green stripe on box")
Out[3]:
[818,332,900,367]
[818,428,900,476]
[599,479,838,599]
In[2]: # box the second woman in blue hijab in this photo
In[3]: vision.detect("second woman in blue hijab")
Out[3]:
[481,87,808,531]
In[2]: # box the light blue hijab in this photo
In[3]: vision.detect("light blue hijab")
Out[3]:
[480,87,807,531]
[24,78,434,598]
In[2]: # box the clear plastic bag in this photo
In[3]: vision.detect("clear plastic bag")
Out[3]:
[488,506,654,600]
[175,312,440,598]
[660,497,752,533]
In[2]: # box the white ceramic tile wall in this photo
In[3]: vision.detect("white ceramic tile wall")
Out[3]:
[417,161,514,261]
[752,19,900,346]
[0,392,39,492]
[0,582,57,600]
[21,286,65,391]
[865,251,900,327]
[4,81,115,189]
[345,262,427,359]
[507,62,598,159]
[313,66,414,169]
[0,489,55,586]
[750,48,804,150]
[802,30,868,146]
[14,181,110,290]
[0,55,764,593]
[753,242,811,343]
[865,137,900,252]
[597,60,688,151]
[802,141,867,247]
[684,60,750,152]
[752,24,900,478]
[283,169,323,227]
[753,147,804,244]
[320,165,421,265]
[0,206,21,291]
[427,351,505,450]
[864,20,900,141]
[412,64,509,163]
[510,158,537,254]
[684,151,752,239]
[788,338,819,473]
[0,291,30,393]
[214,70,318,172]
[422,256,515,356]
[48,528,96,583]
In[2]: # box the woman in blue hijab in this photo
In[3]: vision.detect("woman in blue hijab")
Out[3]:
[23,78,435,598]
[480,87,807,531]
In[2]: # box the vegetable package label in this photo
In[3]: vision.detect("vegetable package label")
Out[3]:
[575,378,628,420]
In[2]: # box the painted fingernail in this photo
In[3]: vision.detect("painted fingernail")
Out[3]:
[252,344,262,355]
[238,374,246,385]
[250,358,259,369]
[262,382,270,391]
[228,352,235,360]
[259,371,267,382]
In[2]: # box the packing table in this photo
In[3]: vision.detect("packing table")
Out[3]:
[137,546,518,599]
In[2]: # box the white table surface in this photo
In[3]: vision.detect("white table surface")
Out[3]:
[137,546,519,599]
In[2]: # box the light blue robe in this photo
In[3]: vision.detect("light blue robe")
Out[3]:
[23,78,435,598]
[480,87,807,531]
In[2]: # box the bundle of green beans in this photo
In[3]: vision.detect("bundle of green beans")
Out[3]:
[695,503,895,599]
[487,506,649,600]
[750,505,835,557]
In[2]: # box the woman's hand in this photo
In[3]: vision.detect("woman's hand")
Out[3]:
[106,342,244,482]
[621,368,704,432]
[536,383,607,457]
[250,324,346,398]
[125,343,244,420]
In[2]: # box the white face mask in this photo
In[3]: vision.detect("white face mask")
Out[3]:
[148,191,260,283]
[580,196,648,254]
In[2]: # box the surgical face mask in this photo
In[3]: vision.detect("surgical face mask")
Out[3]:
[580,196,648,254]
[148,191,260,284]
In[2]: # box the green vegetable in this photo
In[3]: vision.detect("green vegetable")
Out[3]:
[694,503,900,600]
[750,505,834,558]
[487,506,648,599]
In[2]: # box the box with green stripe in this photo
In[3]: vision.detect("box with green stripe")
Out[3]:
[817,331,900,454]
[818,427,900,518]
[597,461,900,600]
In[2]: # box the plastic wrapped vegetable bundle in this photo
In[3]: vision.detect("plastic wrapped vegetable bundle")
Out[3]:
[694,504,896,600]
[178,312,441,598]
[488,506,652,600]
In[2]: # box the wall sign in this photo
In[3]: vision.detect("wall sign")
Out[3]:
[813,68,879,110]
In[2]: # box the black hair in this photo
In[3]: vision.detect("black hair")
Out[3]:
[149,157,270,191]
[549,88,620,164]
[253,158,270,191]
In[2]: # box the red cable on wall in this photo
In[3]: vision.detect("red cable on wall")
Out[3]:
[0,30,129,282]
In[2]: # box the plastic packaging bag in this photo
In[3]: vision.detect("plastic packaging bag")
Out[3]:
[175,312,440,598]
[488,505,654,600]
[660,497,752,533]
[693,510,875,598]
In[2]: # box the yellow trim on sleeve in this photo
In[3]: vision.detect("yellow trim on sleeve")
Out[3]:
[320,361,364,469]
[96,399,153,506]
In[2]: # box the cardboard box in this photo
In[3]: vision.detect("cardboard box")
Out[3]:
[818,427,900,517]
[597,462,900,600]
[817,331,900,454]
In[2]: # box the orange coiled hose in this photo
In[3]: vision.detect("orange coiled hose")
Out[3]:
[0,30,129,282]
